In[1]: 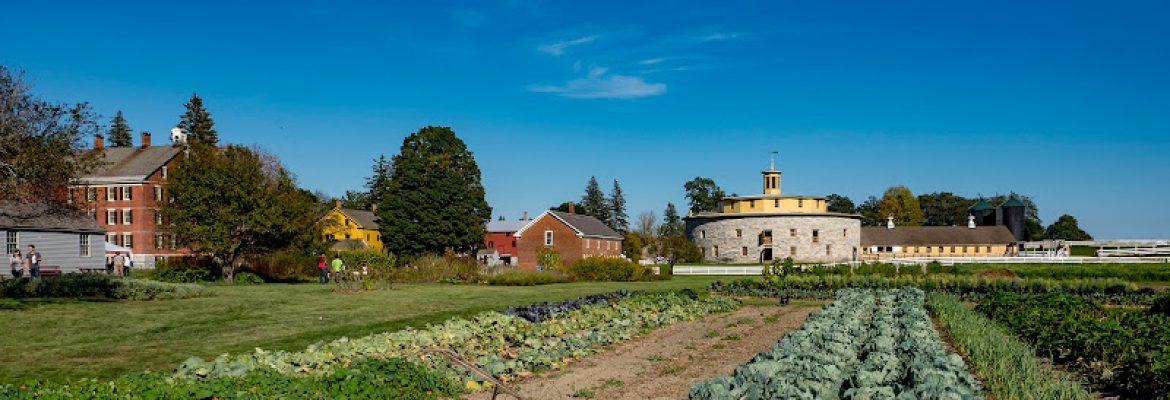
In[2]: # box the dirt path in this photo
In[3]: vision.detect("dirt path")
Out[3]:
[470,304,817,400]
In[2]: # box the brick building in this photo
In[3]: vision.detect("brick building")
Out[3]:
[479,214,531,266]
[513,208,623,270]
[70,131,188,267]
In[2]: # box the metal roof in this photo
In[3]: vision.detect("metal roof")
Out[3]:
[486,219,529,233]
[515,211,624,240]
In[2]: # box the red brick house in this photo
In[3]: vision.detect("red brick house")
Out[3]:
[69,132,188,267]
[513,208,624,270]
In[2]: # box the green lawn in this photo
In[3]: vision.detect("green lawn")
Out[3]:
[0,276,731,382]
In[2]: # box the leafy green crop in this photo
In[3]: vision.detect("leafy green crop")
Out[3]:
[691,288,981,399]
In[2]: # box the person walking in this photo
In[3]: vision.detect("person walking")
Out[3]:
[9,250,21,279]
[123,253,133,276]
[317,253,329,284]
[112,252,125,276]
[330,254,345,283]
[26,245,40,278]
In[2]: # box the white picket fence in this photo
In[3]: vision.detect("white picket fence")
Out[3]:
[672,265,764,275]
[672,256,1170,276]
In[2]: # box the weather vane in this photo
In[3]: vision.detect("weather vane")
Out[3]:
[769,151,778,170]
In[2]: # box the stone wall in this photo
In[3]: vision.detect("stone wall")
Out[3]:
[685,215,861,263]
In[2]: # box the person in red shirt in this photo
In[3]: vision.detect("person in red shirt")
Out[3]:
[317,253,329,284]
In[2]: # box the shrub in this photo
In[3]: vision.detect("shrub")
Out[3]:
[338,250,397,273]
[1149,290,1170,317]
[485,270,573,286]
[232,271,265,285]
[149,259,214,283]
[1,274,209,300]
[244,250,317,282]
[396,254,480,283]
[567,257,653,282]
[536,247,562,270]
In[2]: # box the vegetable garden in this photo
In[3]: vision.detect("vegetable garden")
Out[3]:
[690,288,981,399]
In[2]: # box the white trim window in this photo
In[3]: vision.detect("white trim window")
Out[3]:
[5,231,17,254]
[585,239,590,249]
[154,209,163,225]
[79,235,91,257]
[121,186,132,201]
[122,209,133,225]
[544,230,553,246]
[123,233,133,249]
[85,187,96,202]
[154,186,163,201]
[161,166,168,179]
[106,186,116,201]
[106,209,118,225]
[106,233,118,246]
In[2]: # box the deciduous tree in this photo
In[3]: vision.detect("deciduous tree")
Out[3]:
[683,177,725,214]
[878,185,924,226]
[0,66,103,202]
[858,196,882,226]
[825,194,856,214]
[1045,214,1092,240]
[918,192,972,226]
[376,126,491,257]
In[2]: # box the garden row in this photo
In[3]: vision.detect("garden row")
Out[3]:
[783,261,1170,283]
[691,288,981,399]
[709,274,1160,304]
[977,291,1170,398]
[2,290,738,398]
[0,273,210,301]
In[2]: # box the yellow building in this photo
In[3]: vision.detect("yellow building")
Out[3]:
[859,223,1015,260]
[322,202,384,252]
[720,167,830,214]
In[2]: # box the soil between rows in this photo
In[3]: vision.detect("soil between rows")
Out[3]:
[469,304,818,400]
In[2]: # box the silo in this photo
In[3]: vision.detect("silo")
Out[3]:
[968,200,996,227]
[999,198,1026,241]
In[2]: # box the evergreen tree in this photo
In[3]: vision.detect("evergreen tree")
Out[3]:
[178,93,218,145]
[377,126,491,256]
[683,177,725,214]
[107,110,133,147]
[339,190,372,210]
[659,202,683,238]
[878,185,924,226]
[609,179,628,232]
[1045,214,1092,240]
[551,201,581,213]
[580,176,610,222]
[365,154,393,206]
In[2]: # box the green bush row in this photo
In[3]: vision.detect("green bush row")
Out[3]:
[1,274,209,300]
[708,275,1161,304]
[484,270,572,286]
[928,293,1088,400]
[795,262,1170,283]
[977,292,1170,398]
[0,357,460,400]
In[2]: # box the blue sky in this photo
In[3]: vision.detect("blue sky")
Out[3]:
[3,1,1168,238]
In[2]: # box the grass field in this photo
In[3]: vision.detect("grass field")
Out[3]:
[0,276,729,382]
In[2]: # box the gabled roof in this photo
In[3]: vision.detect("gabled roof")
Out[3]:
[486,219,529,233]
[514,210,623,240]
[338,208,380,228]
[861,226,1016,247]
[0,201,105,234]
[78,146,183,183]
[999,198,1025,208]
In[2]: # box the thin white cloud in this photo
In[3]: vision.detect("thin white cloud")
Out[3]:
[701,31,746,42]
[638,57,667,65]
[528,73,666,99]
[538,35,598,56]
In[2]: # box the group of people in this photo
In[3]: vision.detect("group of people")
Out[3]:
[7,244,42,279]
[316,252,360,284]
[108,252,133,276]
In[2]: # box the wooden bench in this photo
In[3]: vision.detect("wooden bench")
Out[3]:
[38,266,62,277]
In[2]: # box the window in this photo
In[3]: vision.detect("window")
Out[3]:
[5,231,17,254]
[488,241,494,248]
[789,228,796,237]
[826,244,832,255]
[914,246,920,254]
[798,199,804,208]
[735,229,742,238]
[123,234,133,249]
[774,199,780,207]
[749,200,756,208]
[963,246,970,254]
[812,229,820,243]
[106,187,115,201]
[586,239,590,249]
[107,233,118,246]
[843,228,848,237]
[985,246,991,253]
[86,187,96,202]
[79,235,91,257]
[106,209,117,225]
[741,247,748,256]
[937,246,944,253]
[123,209,132,225]
[512,240,516,247]
[154,186,163,201]
[121,186,132,201]
[700,230,705,239]
[948,246,955,253]
[154,234,165,250]
[713,246,719,257]
[790,246,797,256]
[155,209,163,225]
[544,230,553,246]
[161,166,168,179]
[926,246,932,253]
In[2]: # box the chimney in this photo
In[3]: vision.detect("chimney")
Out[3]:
[94,134,104,149]
[886,215,895,229]
[567,203,576,214]
[334,199,342,209]
[968,215,977,229]
[140,131,151,148]
[522,211,529,220]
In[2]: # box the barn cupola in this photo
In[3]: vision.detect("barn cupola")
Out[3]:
[762,153,782,195]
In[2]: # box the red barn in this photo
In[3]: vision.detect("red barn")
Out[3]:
[481,217,530,266]
[513,209,623,270]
